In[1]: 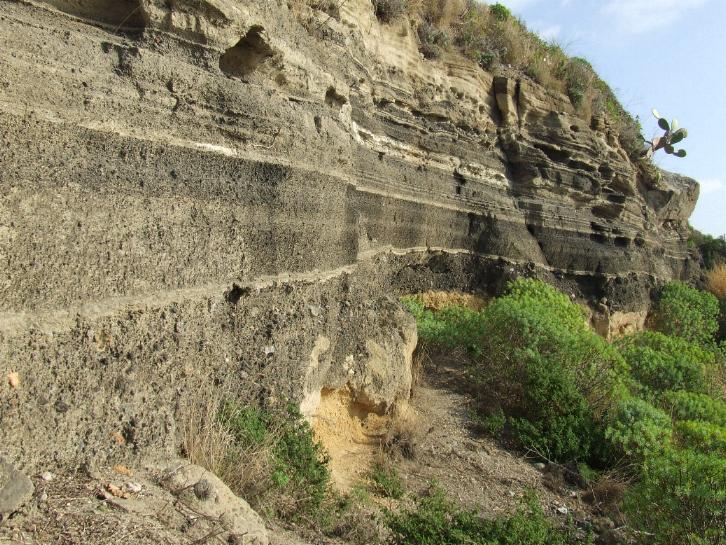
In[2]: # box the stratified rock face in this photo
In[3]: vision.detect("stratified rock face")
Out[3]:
[0,0,698,469]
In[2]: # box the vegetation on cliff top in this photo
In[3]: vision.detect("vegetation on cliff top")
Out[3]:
[367,0,646,157]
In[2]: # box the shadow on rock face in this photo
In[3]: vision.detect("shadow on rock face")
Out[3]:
[40,0,147,32]
[220,26,276,78]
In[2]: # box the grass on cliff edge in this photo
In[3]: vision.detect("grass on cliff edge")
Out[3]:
[361,0,645,157]
[402,278,726,544]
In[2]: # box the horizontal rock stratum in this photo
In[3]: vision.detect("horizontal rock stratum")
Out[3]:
[0,0,699,471]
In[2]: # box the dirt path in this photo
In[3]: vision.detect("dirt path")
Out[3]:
[395,349,586,520]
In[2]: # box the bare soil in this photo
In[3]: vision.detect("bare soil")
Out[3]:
[396,348,590,519]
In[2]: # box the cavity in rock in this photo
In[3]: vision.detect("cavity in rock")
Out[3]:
[220,26,275,78]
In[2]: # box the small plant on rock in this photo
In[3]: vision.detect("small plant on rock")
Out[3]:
[417,22,450,59]
[218,402,331,518]
[489,3,512,22]
[371,461,405,499]
[643,109,688,158]
[372,0,408,23]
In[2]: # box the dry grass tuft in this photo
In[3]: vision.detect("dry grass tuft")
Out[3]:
[582,472,631,525]
[706,264,726,301]
[410,345,429,390]
[383,410,422,460]
[180,391,275,503]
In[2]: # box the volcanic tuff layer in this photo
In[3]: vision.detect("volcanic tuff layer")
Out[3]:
[0,0,698,470]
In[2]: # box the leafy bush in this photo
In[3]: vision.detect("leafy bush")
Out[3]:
[605,397,672,460]
[565,58,594,109]
[219,402,330,517]
[674,420,726,456]
[616,331,713,396]
[690,229,726,270]
[400,297,484,353]
[471,407,506,436]
[659,390,726,426]
[505,352,597,462]
[373,0,408,23]
[455,4,501,69]
[624,448,726,545]
[371,462,405,499]
[405,279,629,462]
[653,282,720,346]
[417,22,450,59]
[387,487,579,545]
[472,279,628,461]
[489,2,511,21]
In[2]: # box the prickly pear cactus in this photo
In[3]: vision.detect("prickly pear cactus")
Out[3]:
[646,109,688,158]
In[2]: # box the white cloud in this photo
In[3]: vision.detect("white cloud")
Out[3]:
[601,0,710,34]
[699,178,726,194]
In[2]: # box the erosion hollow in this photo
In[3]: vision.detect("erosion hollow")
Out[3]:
[219,26,275,78]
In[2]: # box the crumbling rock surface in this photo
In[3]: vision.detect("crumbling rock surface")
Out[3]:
[0,457,34,521]
[0,0,699,475]
[161,463,268,545]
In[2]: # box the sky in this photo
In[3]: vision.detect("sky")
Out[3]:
[496,0,726,237]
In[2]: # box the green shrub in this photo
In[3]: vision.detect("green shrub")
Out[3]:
[471,279,628,462]
[405,279,629,462]
[659,390,726,426]
[387,487,579,545]
[690,228,726,270]
[371,463,405,499]
[400,297,484,353]
[372,0,408,23]
[417,22,450,59]
[577,463,601,486]
[617,331,713,396]
[220,405,268,444]
[475,50,496,69]
[455,4,504,70]
[505,351,597,461]
[565,58,594,109]
[674,420,726,456]
[605,397,672,460]
[471,407,506,436]
[653,282,720,346]
[489,3,512,22]
[624,448,726,545]
[219,402,330,516]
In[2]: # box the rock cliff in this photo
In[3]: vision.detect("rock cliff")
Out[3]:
[0,0,699,474]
